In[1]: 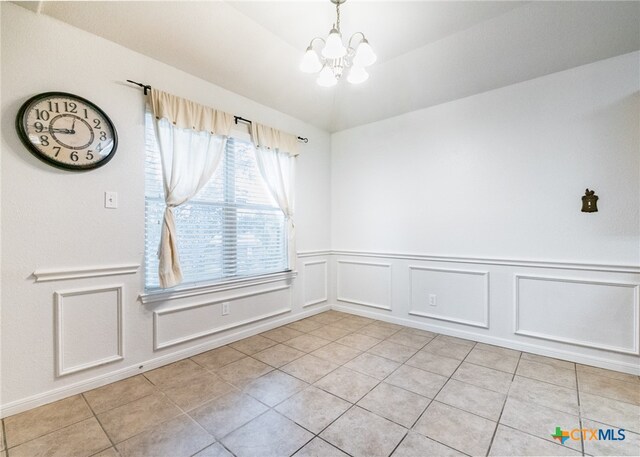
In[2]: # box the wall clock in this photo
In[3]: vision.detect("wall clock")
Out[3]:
[16,92,118,170]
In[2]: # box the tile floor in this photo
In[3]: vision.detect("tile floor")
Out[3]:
[1,310,639,457]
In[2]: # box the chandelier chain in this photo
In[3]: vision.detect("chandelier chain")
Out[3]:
[336,1,341,32]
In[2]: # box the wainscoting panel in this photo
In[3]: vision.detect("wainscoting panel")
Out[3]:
[154,285,293,349]
[303,260,328,307]
[515,275,639,354]
[337,260,392,310]
[55,285,123,376]
[409,266,489,328]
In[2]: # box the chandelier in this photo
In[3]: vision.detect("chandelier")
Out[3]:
[300,0,377,87]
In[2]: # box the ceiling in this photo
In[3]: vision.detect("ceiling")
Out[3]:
[15,1,640,132]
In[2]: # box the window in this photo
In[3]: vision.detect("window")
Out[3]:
[144,113,287,290]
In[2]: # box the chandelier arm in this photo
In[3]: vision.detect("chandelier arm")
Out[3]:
[308,36,326,50]
[347,31,366,50]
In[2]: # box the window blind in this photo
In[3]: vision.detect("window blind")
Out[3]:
[144,112,287,289]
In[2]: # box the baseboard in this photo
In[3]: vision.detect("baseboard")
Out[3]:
[0,304,330,418]
[330,304,640,376]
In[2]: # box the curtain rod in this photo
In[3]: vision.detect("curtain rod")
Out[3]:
[126,80,309,144]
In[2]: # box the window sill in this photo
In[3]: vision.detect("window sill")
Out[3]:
[139,270,297,305]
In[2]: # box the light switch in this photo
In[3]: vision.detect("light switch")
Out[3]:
[105,191,118,209]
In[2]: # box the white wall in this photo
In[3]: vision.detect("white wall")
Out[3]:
[330,52,640,373]
[0,3,331,416]
[332,52,639,264]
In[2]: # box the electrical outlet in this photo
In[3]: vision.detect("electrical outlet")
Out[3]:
[222,302,230,316]
[429,294,437,307]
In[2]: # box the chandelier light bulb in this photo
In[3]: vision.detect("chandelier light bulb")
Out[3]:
[300,47,322,73]
[322,28,347,59]
[317,65,338,87]
[353,39,377,67]
[347,65,369,84]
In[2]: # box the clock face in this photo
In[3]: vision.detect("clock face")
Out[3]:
[16,92,117,170]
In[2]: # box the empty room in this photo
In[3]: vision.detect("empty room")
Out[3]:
[0,1,639,456]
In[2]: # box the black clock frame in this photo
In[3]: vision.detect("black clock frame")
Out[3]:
[16,91,118,171]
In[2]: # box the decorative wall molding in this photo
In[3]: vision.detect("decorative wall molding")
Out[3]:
[408,266,490,329]
[140,270,297,304]
[336,260,392,310]
[54,285,124,376]
[153,285,292,349]
[331,250,639,274]
[514,274,640,355]
[34,264,139,282]
[303,260,328,307]
[297,250,331,258]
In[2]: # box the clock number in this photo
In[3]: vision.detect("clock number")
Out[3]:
[39,135,49,146]
[100,131,107,141]
[34,121,44,133]
[83,108,89,119]
[93,119,101,129]
[47,101,60,113]
[35,109,50,121]
[64,102,78,114]
[70,151,79,162]
[86,150,94,161]
[52,146,61,157]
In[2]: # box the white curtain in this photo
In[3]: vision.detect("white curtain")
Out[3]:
[251,123,299,269]
[150,89,233,288]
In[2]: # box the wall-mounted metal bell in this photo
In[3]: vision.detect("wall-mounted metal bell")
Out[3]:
[581,188,598,213]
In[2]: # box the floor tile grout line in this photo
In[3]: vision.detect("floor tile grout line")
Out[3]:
[509,372,578,391]
[5,417,103,454]
[485,349,523,456]
[314,436,355,457]
[1,419,6,452]
[203,406,273,444]
[79,392,117,453]
[496,360,589,455]
[287,434,316,457]
[91,379,195,451]
[88,446,119,457]
[575,365,640,386]
[390,340,479,456]
[496,423,584,456]
[484,357,589,455]
[106,407,185,449]
[385,429,409,457]
[1,420,7,454]
[571,387,639,409]
[2,401,97,452]
[575,364,586,456]
[519,356,577,373]
[510,366,582,393]
[83,382,160,417]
